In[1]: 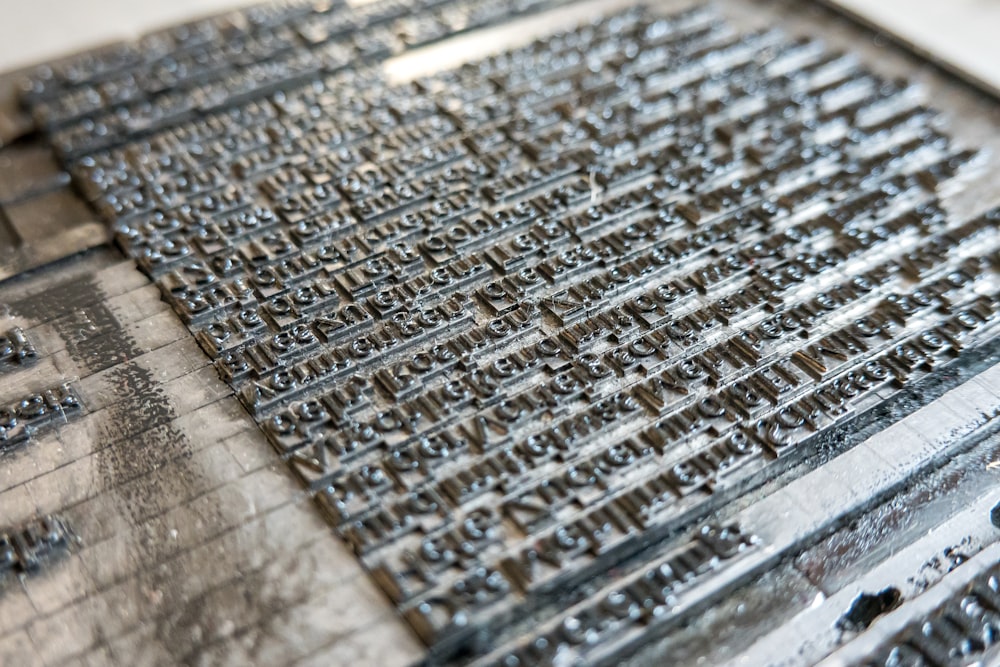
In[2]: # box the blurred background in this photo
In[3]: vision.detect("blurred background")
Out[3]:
[0,0,247,71]
[0,0,998,96]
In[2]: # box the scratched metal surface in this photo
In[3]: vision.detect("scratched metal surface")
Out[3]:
[0,1,999,666]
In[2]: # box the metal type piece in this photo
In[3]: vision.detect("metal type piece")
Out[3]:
[851,555,1000,667]
[0,384,82,453]
[0,328,37,370]
[0,515,76,580]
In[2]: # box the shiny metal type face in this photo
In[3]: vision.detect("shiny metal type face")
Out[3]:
[1,1,1000,666]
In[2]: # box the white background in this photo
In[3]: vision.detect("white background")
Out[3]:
[0,0,249,72]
